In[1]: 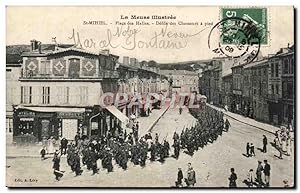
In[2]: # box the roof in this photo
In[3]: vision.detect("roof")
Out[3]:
[6,53,22,64]
[160,70,198,76]
[244,59,268,69]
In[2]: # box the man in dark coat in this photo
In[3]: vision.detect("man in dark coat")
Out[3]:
[174,140,180,159]
[60,137,68,155]
[262,135,268,153]
[263,160,271,187]
[176,168,183,187]
[53,151,63,181]
[228,168,237,188]
[90,149,99,175]
[74,150,82,176]
[150,142,156,161]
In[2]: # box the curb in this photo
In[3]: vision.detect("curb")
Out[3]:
[207,104,277,135]
[223,112,276,135]
[147,105,170,133]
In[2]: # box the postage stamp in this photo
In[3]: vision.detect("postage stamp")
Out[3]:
[221,7,268,45]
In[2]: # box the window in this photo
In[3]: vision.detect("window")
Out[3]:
[57,87,69,104]
[271,63,274,77]
[275,84,279,95]
[78,86,88,104]
[271,85,274,94]
[21,86,32,104]
[41,86,50,104]
[6,118,13,133]
[290,58,294,74]
[283,59,289,74]
[40,60,51,75]
[275,63,279,77]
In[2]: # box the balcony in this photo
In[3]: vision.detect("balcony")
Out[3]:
[19,69,119,81]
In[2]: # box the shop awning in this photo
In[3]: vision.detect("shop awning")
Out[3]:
[15,106,86,113]
[106,105,129,123]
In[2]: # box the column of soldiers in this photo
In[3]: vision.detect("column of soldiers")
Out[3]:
[58,105,227,179]
[178,106,227,156]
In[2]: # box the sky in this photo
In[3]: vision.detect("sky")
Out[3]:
[6,6,294,63]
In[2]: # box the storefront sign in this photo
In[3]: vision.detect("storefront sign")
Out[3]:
[17,111,35,118]
[57,112,84,119]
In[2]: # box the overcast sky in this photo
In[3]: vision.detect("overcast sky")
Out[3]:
[6,6,294,63]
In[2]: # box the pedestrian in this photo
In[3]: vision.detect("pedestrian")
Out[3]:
[225,118,231,131]
[228,168,237,188]
[60,137,68,155]
[256,161,263,186]
[176,168,183,187]
[52,150,63,181]
[246,142,250,157]
[185,163,196,187]
[40,146,46,160]
[179,106,183,115]
[247,169,254,187]
[263,160,271,187]
[74,132,81,147]
[262,135,268,153]
[250,143,255,156]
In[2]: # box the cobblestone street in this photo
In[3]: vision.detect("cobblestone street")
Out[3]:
[6,106,294,187]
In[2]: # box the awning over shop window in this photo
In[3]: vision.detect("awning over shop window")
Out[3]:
[15,106,86,113]
[106,105,129,123]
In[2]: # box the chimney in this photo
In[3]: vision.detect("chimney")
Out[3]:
[123,56,129,65]
[130,58,137,66]
[30,39,38,52]
[38,41,42,53]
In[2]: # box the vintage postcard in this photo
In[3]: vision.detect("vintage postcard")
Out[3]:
[6,6,295,188]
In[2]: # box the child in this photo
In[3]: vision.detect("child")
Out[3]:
[40,146,46,160]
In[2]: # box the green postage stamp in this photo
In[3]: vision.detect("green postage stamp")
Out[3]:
[221,7,268,45]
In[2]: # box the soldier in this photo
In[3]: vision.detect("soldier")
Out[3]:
[106,149,113,173]
[174,140,180,159]
[155,133,159,144]
[140,145,147,167]
[163,139,170,157]
[53,150,63,181]
[90,149,99,175]
[150,142,156,161]
[173,132,179,144]
[74,150,82,176]
[158,143,165,163]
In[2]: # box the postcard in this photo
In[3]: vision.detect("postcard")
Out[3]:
[6,6,295,188]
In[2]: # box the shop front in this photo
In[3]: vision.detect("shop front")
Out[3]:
[13,106,90,143]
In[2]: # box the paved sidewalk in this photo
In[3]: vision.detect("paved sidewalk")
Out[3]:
[137,103,170,136]
[207,104,280,134]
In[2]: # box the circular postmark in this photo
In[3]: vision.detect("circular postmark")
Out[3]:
[208,17,261,65]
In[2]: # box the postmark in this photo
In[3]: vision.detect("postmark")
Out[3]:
[208,17,261,65]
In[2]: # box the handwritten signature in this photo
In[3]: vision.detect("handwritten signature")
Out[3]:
[68,25,208,51]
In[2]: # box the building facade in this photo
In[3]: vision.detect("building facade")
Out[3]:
[13,41,123,143]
